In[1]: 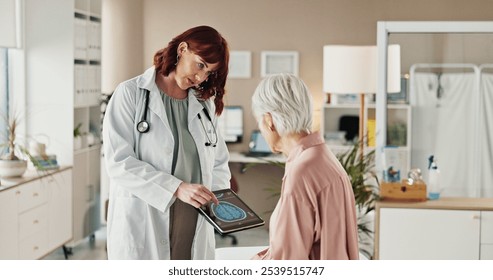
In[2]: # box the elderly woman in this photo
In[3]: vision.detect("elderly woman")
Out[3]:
[251,74,359,260]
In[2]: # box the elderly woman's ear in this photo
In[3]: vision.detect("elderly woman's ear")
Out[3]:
[263,113,276,132]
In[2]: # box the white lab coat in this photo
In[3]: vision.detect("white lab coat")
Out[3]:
[103,67,231,259]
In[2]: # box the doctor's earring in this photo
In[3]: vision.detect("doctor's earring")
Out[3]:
[174,55,180,66]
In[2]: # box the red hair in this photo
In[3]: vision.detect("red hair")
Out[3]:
[153,26,229,115]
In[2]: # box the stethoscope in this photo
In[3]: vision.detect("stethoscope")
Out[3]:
[137,89,218,147]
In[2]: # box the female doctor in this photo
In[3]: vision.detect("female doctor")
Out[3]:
[103,26,231,260]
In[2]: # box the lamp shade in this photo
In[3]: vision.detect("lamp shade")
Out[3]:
[386,44,401,93]
[323,45,401,94]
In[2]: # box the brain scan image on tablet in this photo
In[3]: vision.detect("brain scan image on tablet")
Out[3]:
[197,189,264,234]
[211,202,247,222]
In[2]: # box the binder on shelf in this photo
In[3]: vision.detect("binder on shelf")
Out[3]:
[367,119,376,147]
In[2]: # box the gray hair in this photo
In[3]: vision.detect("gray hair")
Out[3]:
[252,73,313,136]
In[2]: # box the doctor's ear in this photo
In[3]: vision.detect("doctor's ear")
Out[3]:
[177,42,188,54]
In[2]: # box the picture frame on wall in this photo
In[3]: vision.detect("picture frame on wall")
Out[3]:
[228,51,252,79]
[260,51,299,77]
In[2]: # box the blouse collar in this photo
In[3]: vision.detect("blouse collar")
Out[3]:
[286,131,324,162]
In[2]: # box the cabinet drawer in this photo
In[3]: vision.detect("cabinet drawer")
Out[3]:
[19,204,48,240]
[17,180,48,213]
[18,230,48,260]
[481,211,493,244]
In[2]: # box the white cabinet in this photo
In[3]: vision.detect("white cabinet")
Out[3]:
[47,170,73,250]
[14,180,50,260]
[379,208,480,259]
[0,168,73,260]
[0,187,19,259]
[72,148,100,244]
[23,0,102,248]
[375,198,493,260]
[481,211,493,259]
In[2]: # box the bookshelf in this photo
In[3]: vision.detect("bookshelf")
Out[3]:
[23,0,102,249]
[321,95,411,173]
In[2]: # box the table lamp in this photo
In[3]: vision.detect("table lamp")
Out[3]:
[323,45,400,158]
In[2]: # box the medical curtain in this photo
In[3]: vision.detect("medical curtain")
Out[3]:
[411,72,480,197]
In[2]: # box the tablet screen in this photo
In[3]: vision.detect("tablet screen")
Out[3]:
[198,189,265,234]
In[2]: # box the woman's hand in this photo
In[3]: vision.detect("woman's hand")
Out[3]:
[174,182,219,208]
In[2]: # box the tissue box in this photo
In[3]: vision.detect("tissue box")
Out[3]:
[380,180,427,202]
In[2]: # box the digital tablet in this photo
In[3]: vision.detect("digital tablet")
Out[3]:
[197,189,265,235]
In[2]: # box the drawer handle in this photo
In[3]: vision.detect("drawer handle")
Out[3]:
[33,246,39,251]
[473,215,480,220]
[33,192,39,197]
[33,220,39,224]
[16,191,21,195]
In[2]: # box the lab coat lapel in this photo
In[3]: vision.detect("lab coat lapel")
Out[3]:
[147,87,172,133]
[136,67,171,133]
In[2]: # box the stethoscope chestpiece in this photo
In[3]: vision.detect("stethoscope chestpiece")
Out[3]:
[137,89,151,133]
[137,120,150,133]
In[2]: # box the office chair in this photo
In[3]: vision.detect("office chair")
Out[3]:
[215,176,239,245]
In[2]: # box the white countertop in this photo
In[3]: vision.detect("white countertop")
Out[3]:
[376,197,493,211]
[0,166,72,192]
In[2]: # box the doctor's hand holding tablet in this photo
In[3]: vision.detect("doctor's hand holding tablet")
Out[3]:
[175,182,219,208]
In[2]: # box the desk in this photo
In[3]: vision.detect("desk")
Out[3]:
[229,152,285,173]
[215,246,266,260]
[229,151,286,164]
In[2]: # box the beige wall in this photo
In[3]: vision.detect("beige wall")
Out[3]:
[103,0,493,149]
[101,0,143,94]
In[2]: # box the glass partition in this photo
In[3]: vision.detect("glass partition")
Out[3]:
[376,22,493,198]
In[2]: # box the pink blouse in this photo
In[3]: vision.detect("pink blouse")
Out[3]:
[253,132,359,260]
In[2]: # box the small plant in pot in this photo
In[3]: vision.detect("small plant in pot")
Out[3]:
[0,112,28,177]
[0,112,43,178]
[73,122,89,150]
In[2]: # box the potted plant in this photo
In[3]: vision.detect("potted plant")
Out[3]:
[73,122,92,150]
[335,141,379,259]
[0,112,29,177]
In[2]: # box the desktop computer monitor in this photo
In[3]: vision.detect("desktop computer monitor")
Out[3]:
[217,106,243,143]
